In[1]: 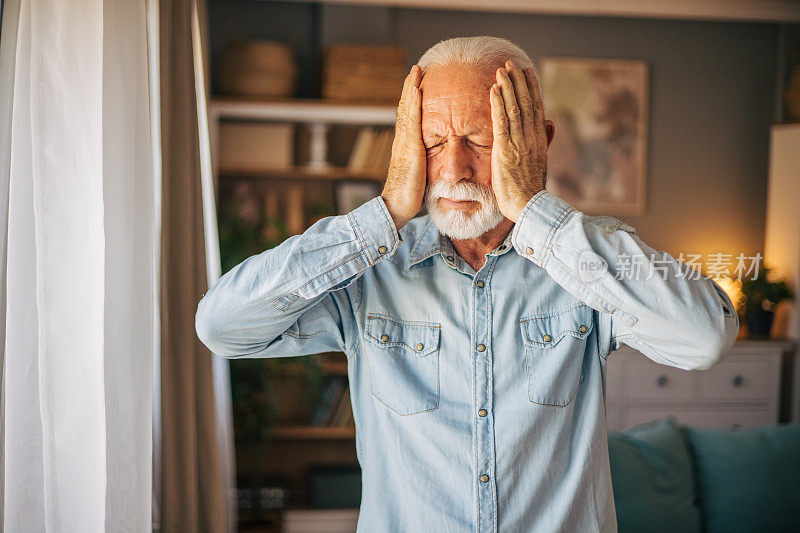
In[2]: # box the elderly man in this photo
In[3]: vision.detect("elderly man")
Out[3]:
[196,36,738,532]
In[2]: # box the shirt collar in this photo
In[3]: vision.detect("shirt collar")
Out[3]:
[406,217,515,269]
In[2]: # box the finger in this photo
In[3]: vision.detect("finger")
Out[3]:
[523,67,547,147]
[506,60,535,141]
[399,65,418,107]
[490,83,509,144]
[496,67,524,142]
[407,85,423,144]
[394,68,420,154]
[396,66,418,129]
[411,64,421,89]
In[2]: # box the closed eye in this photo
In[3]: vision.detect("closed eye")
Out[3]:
[425,142,445,154]
[467,139,492,149]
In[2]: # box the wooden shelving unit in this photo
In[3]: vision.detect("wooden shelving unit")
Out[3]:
[209,97,391,523]
[209,97,396,182]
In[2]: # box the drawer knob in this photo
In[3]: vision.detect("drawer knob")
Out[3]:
[656,375,668,387]
[732,375,744,387]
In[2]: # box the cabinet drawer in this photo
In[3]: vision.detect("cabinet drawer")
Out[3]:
[698,361,771,401]
[622,407,772,432]
[626,362,694,400]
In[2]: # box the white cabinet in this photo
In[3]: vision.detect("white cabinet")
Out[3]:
[605,340,794,432]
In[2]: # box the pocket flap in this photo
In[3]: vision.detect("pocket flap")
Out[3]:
[521,304,593,348]
[366,314,441,356]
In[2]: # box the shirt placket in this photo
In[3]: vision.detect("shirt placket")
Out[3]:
[474,255,498,533]
[438,233,507,532]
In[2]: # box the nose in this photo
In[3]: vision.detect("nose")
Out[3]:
[438,138,474,184]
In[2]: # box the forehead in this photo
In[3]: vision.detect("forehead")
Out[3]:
[420,63,498,133]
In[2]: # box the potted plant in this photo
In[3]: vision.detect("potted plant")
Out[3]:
[740,266,794,338]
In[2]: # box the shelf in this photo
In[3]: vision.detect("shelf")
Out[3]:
[272,426,356,440]
[219,165,386,183]
[210,98,397,126]
[275,361,348,376]
[321,362,349,375]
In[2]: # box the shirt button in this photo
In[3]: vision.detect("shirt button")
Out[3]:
[525,247,533,255]
[478,409,488,417]
[579,325,587,333]
[446,255,454,262]
[477,343,486,352]
[476,280,485,288]
[542,334,552,342]
[480,474,490,483]
[380,334,389,342]
[378,245,387,254]
[498,245,507,252]
[416,343,424,351]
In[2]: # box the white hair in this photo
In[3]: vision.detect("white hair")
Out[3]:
[416,36,545,109]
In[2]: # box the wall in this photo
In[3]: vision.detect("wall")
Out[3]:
[211,1,790,265]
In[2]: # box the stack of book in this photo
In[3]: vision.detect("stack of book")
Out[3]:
[347,127,393,174]
[310,376,354,428]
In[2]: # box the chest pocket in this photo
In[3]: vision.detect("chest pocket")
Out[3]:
[364,314,441,416]
[520,304,593,407]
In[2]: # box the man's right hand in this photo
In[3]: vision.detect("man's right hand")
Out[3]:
[381,65,426,231]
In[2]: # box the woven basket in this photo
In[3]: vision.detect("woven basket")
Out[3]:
[217,40,297,98]
[321,45,407,103]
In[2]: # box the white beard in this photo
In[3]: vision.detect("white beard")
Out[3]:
[424,180,505,240]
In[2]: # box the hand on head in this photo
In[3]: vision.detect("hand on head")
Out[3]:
[381,59,553,232]
[489,59,553,222]
[381,65,426,231]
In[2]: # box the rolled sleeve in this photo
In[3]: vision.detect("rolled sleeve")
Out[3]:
[348,195,403,266]
[511,190,576,267]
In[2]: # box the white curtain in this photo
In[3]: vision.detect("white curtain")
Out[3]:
[0,0,157,530]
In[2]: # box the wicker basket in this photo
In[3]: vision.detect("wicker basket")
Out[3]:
[321,45,407,103]
[217,40,297,98]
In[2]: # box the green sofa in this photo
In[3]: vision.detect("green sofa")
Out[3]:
[608,419,800,533]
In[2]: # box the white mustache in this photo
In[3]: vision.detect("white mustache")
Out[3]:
[426,181,495,204]
[424,179,504,240]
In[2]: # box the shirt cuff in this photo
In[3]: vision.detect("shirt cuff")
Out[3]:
[511,189,577,267]
[347,195,403,266]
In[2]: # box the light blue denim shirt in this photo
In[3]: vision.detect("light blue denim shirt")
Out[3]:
[196,190,739,532]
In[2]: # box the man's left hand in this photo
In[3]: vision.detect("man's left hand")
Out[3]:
[489,60,551,222]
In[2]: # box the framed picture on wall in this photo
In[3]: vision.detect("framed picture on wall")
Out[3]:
[538,57,649,215]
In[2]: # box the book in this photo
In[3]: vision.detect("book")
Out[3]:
[310,377,346,426]
[330,387,352,427]
[347,127,376,171]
